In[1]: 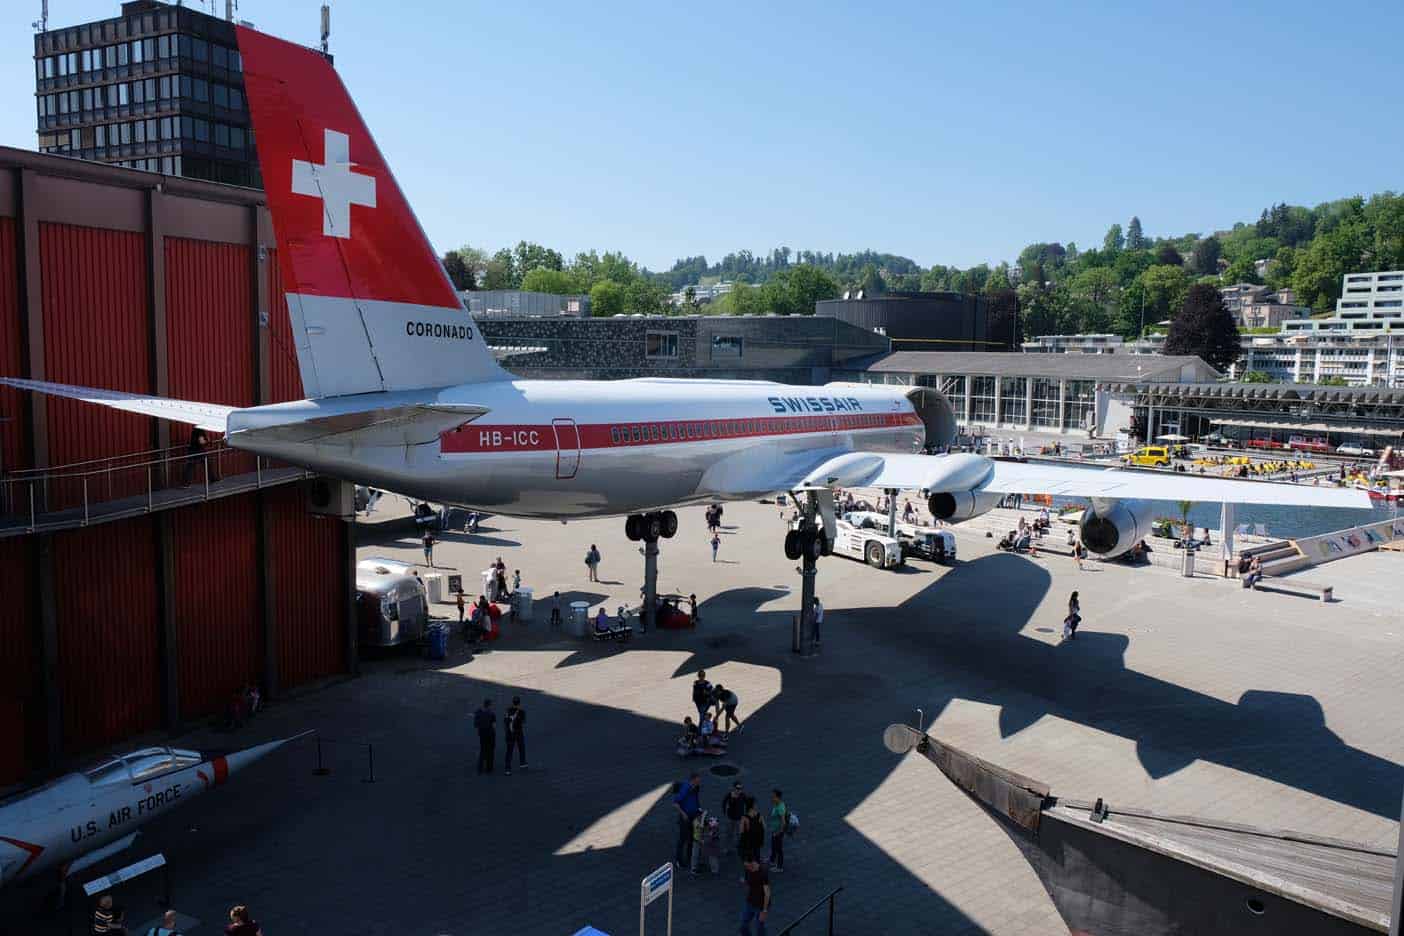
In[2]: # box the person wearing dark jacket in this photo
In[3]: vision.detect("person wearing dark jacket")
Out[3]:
[504,696,527,774]
[473,698,496,774]
[738,798,765,864]
[721,781,747,853]
[223,906,261,936]
[692,670,713,722]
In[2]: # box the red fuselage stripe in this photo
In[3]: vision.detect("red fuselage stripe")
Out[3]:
[441,412,922,454]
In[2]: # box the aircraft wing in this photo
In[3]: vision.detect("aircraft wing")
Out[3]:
[1,377,233,433]
[730,449,1372,509]
[980,457,1373,508]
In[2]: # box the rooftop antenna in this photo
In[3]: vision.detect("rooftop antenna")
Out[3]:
[33,0,48,33]
[320,4,330,55]
[226,0,236,22]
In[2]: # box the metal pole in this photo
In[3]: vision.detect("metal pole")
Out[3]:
[363,743,375,783]
[29,483,35,533]
[828,892,836,935]
[886,487,898,537]
[1390,783,1402,936]
[147,465,153,512]
[642,537,659,631]
[82,478,88,525]
[203,455,210,499]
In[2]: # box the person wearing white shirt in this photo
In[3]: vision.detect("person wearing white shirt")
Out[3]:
[813,597,824,645]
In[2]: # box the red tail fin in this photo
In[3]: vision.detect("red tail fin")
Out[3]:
[236,26,503,396]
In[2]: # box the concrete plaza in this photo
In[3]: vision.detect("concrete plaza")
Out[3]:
[6,499,1401,935]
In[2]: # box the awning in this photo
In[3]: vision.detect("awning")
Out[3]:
[1209,417,1403,437]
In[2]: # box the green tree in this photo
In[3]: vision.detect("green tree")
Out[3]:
[1155,243,1184,266]
[1163,282,1240,371]
[1222,255,1262,285]
[512,241,563,275]
[441,251,472,290]
[589,279,625,317]
[1137,264,1191,329]
[453,246,490,290]
[520,267,581,295]
[858,264,885,296]
[1189,236,1223,275]
[622,279,669,315]
[986,288,1020,349]
[1103,223,1125,253]
[1267,246,1299,290]
[1318,375,1348,387]
[775,265,840,314]
[482,248,517,289]
[1291,217,1368,311]
[1241,370,1271,383]
[1127,216,1146,250]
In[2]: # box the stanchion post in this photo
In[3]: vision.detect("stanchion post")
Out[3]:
[363,743,375,783]
[313,736,330,776]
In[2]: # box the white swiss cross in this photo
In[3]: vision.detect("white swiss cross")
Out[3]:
[291,128,376,239]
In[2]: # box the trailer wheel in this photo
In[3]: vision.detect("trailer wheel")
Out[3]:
[865,541,885,567]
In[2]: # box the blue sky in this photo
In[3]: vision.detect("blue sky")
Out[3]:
[6,1,1402,271]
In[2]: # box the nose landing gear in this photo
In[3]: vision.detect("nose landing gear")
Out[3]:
[626,510,677,630]
[786,489,835,656]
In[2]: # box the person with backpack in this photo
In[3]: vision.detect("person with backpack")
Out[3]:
[585,544,601,583]
[767,789,788,872]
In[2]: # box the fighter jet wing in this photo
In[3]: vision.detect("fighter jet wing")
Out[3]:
[1,377,233,433]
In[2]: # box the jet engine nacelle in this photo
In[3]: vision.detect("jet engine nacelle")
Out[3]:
[1078,498,1154,558]
[927,489,1003,523]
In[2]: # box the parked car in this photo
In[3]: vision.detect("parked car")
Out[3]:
[1245,438,1285,451]
[1288,435,1332,454]
[1122,446,1172,468]
[1336,443,1376,457]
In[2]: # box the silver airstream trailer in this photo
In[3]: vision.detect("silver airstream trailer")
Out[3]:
[355,558,429,648]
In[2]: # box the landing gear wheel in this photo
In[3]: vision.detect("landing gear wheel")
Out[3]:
[645,513,663,541]
[818,531,833,557]
[865,541,885,567]
[660,510,678,539]
[806,530,824,560]
[625,515,642,542]
[783,530,802,561]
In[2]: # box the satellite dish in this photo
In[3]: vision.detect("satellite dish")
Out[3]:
[882,724,919,754]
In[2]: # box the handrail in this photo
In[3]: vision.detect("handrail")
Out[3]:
[776,886,842,936]
[3,439,204,478]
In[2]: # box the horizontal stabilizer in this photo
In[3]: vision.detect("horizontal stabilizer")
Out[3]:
[226,395,486,447]
[1,378,232,433]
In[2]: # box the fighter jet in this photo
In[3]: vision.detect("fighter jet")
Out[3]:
[0,733,308,889]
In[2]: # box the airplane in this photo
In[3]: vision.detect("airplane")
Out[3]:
[0,733,307,891]
[1,24,1369,571]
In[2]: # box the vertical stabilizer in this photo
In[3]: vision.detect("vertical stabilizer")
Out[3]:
[236,27,505,397]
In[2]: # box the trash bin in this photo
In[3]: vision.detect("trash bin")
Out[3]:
[569,601,590,637]
[515,586,533,621]
[426,623,447,660]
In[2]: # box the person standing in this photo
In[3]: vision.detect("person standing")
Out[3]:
[673,772,702,873]
[504,696,527,774]
[92,895,115,935]
[223,906,261,936]
[456,591,466,628]
[812,597,824,645]
[473,698,496,774]
[721,781,747,854]
[692,670,713,722]
[144,910,183,936]
[714,684,742,733]
[767,789,788,872]
[740,798,766,865]
[1073,539,1085,571]
[585,544,601,583]
[711,531,721,563]
[549,591,562,628]
[422,528,435,567]
[738,856,772,936]
[1063,591,1081,641]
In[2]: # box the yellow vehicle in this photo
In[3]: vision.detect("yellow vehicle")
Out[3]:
[1122,445,1172,468]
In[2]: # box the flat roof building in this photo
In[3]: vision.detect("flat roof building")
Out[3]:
[33,0,270,187]
[840,351,1219,437]
[816,291,1006,352]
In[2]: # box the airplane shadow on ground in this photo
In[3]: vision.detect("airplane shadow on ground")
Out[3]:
[7,553,1396,935]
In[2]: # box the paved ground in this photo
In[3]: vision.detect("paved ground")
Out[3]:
[5,498,1401,936]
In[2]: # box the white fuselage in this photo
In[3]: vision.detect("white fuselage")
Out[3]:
[234,379,925,518]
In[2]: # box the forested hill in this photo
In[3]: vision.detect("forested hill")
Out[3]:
[440,192,1402,332]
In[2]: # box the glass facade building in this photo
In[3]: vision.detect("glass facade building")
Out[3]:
[34,1,269,187]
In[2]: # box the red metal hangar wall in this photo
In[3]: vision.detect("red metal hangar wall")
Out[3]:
[0,148,354,786]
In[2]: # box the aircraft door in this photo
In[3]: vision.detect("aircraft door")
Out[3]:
[552,418,580,480]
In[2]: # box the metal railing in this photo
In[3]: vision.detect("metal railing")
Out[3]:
[777,886,842,936]
[0,442,308,535]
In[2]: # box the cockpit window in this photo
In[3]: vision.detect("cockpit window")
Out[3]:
[83,758,130,785]
[125,747,202,783]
